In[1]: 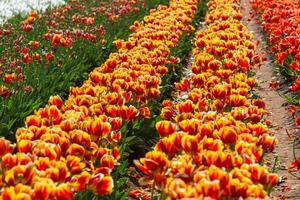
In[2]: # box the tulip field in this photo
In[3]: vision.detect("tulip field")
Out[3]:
[0,0,299,199]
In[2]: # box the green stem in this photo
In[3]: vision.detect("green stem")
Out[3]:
[288,171,300,179]
[292,137,300,166]
[272,155,278,173]
[151,179,156,200]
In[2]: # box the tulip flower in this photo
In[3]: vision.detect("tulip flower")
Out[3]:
[156,121,176,137]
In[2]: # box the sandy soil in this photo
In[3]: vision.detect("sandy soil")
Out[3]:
[240,0,300,199]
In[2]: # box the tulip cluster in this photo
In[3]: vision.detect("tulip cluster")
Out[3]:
[251,0,300,91]
[251,0,300,154]
[0,0,145,97]
[133,0,278,199]
[0,0,167,141]
[0,0,200,199]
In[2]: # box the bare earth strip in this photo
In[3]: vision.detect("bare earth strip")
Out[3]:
[240,0,300,199]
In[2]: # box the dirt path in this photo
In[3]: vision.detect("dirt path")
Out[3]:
[240,0,300,198]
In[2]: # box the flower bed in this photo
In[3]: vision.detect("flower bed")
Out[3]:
[251,0,300,98]
[0,0,168,139]
[0,0,200,199]
[132,0,278,199]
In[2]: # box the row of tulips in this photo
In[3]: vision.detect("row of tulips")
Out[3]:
[0,0,200,199]
[0,0,166,139]
[0,0,145,95]
[250,0,300,96]
[1,0,145,85]
[132,0,279,199]
[250,0,300,171]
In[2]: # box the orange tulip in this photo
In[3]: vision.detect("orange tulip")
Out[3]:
[95,146,109,157]
[211,84,228,99]
[246,184,266,198]
[32,182,52,200]
[181,135,199,153]
[101,155,116,169]
[110,117,122,131]
[120,105,139,121]
[201,180,221,199]
[32,142,61,160]
[88,173,113,195]
[134,151,168,177]
[157,65,168,75]
[0,138,13,157]
[248,164,267,184]
[258,134,277,152]
[90,71,110,85]
[88,119,111,137]
[16,153,32,166]
[17,140,33,153]
[45,167,65,182]
[165,178,189,199]
[34,157,50,171]
[139,105,150,119]
[67,144,85,157]
[149,88,160,99]
[112,147,120,160]
[207,165,229,189]
[228,94,249,107]
[267,173,278,187]
[238,57,250,71]
[162,100,173,107]
[230,108,249,121]
[48,96,63,108]
[253,98,266,109]
[54,184,74,200]
[201,137,223,151]
[177,100,194,113]
[228,178,248,197]
[175,78,190,91]
[178,119,200,135]
[247,123,268,136]
[1,154,17,170]
[219,126,238,144]
[25,115,41,127]
[160,106,174,120]
[48,105,62,125]
[155,121,176,137]
[129,189,151,200]
[198,123,214,139]
[15,128,34,141]
[155,136,178,157]
[188,91,201,103]
[70,171,91,192]
[5,164,34,186]
[66,155,86,175]
[70,130,91,148]
[1,187,17,200]
[208,59,222,70]
[109,131,121,144]
[192,74,206,87]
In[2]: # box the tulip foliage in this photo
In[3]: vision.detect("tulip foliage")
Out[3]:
[0,0,201,199]
[132,0,279,199]
[251,0,300,99]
